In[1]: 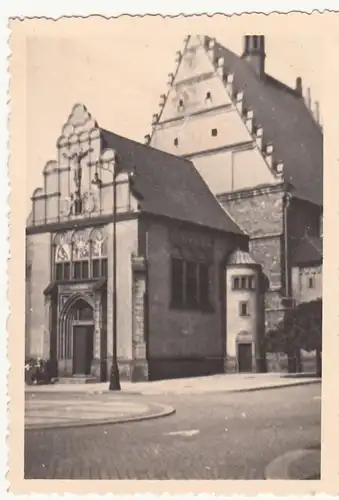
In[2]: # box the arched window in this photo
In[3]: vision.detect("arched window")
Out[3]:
[90,228,108,278]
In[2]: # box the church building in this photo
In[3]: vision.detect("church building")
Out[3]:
[149,34,323,332]
[26,103,267,382]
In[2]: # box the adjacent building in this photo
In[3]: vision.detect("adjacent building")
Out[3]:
[291,234,323,304]
[149,34,323,332]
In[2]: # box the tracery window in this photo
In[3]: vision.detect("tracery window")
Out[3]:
[53,228,108,281]
[72,230,90,279]
[54,233,71,280]
[90,228,108,278]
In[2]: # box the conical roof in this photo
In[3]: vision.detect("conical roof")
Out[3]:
[227,249,258,266]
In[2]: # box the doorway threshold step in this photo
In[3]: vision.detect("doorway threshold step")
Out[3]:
[57,376,100,385]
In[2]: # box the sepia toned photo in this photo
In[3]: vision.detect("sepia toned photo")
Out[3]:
[9,12,339,495]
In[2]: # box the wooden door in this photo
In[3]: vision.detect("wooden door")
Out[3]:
[73,325,93,375]
[238,343,253,373]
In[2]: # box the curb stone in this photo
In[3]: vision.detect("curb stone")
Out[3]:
[25,403,175,431]
[25,378,320,396]
[136,379,321,396]
[265,449,321,480]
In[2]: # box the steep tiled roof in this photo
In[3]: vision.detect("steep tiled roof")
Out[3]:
[292,235,323,266]
[212,40,323,206]
[100,129,244,235]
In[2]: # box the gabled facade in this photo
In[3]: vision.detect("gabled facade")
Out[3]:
[26,103,267,381]
[149,34,323,330]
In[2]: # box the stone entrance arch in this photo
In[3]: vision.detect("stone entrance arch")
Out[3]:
[58,293,95,376]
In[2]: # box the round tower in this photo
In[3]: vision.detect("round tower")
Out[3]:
[225,249,265,373]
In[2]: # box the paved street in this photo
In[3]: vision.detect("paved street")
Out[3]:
[24,384,321,480]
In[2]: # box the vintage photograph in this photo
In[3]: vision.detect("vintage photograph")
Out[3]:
[18,19,323,482]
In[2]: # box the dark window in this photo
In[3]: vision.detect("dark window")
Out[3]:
[92,259,101,278]
[199,263,210,307]
[205,91,212,101]
[233,275,255,290]
[174,137,179,146]
[178,99,184,111]
[239,302,249,316]
[73,262,82,279]
[73,198,83,215]
[56,263,63,280]
[253,35,258,49]
[101,259,108,277]
[171,258,211,311]
[63,262,70,280]
[186,261,199,308]
[82,260,89,279]
[72,261,89,280]
[171,258,184,306]
[233,277,240,290]
[55,262,70,281]
[92,258,108,278]
[308,276,315,289]
[211,128,218,137]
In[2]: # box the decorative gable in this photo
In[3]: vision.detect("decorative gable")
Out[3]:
[29,103,138,228]
[150,35,285,196]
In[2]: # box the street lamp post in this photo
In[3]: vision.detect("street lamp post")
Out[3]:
[92,150,121,391]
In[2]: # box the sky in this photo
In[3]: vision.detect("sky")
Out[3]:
[11,16,323,214]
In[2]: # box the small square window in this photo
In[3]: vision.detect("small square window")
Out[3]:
[233,277,240,290]
[308,276,315,289]
[178,99,184,111]
[248,276,255,290]
[239,302,249,317]
[211,128,218,137]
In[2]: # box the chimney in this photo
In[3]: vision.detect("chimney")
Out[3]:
[295,77,303,96]
[314,101,320,124]
[242,35,266,78]
[306,87,312,110]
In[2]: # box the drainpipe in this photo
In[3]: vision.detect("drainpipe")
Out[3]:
[283,190,300,372]
[283,191,292,298]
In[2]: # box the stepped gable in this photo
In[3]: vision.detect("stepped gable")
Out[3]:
[153,35,323,206]
[100,128,244,236]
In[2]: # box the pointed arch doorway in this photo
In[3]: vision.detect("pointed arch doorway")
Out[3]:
[59,294,95,376]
